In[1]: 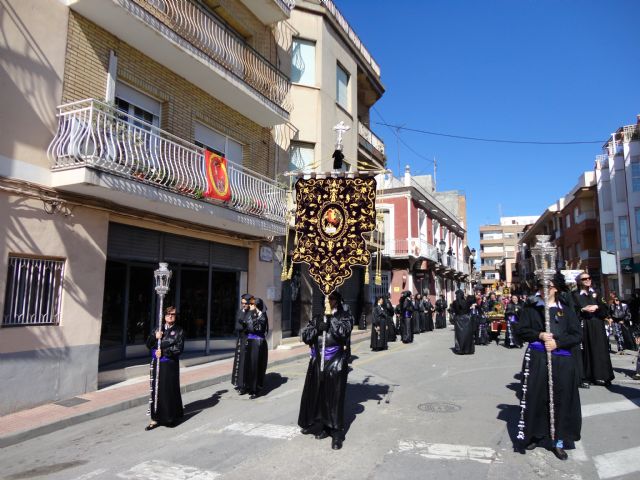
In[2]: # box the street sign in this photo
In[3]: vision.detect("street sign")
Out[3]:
[621,257,633,274]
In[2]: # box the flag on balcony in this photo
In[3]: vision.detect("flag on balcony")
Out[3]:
[292,176,376,295]
[204,151,231,201]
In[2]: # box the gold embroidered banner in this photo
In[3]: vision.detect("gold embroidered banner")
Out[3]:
[292,177,376,295]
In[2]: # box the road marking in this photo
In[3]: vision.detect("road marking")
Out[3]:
[221,422,300,440]
[71,469,107,480]
[593,446,640,479]
[572,441,588,462]
[581,397,640,418]
[396,441,499,464]
[117,460,220,480]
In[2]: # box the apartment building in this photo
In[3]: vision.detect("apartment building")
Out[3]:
[377,167,469,306]
[0,0,294,413]
[479,216,538,291]
[517,172,601,292]
[280,0,386,333]
[595,115,640,296]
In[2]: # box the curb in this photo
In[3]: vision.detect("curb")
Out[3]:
[0,331,370,448]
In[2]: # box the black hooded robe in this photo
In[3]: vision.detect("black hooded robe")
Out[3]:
[243,305,269,395]
[517,299,582,445]
[400,296,414,343]
[370,303,388,351]
[298,307,352,434]
[452,292,476,355]
[146,324,184,425]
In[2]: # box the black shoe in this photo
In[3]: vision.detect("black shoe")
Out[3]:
[525,439,538,450]
[551,447,568,460]
[579,382,590,389]
[238,389,247,395]
[301,426,315,435]
[331,437,343,450]
[249,394,258,399]
[145,423,159,431]
[314,430,330,440]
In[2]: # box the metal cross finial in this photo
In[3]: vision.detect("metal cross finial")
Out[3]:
[333,121,351,151]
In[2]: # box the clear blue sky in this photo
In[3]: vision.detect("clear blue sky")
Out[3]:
[334,0,640,249]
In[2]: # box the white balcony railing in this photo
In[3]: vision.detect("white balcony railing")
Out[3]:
[358,122,385,156]
[383,238,439,263]
[47,99,287,224]
[575,211,597,224]
[130,0,290,112]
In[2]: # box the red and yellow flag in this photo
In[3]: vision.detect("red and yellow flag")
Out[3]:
[204,150,231,201]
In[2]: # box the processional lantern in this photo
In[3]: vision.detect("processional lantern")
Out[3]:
[531,235,556,283]
[154,262,172,296]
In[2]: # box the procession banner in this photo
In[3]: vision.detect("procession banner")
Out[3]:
[292,176,376,295]
[203,150,232,201]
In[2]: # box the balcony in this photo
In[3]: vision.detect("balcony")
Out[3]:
[357,121,385,166]
[382,238,438,262]
[238,0,292,25]
[47,99,287,236]
[64,0,290,126]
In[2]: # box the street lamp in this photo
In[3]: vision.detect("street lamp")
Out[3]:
[151,262,172,414]
[528,235,557,442]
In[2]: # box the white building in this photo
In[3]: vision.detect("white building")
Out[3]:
[595,115,640,296]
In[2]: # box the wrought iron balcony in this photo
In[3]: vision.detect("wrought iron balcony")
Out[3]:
[48,99,287,231]
[67,0,290,126]
[357,121,385,163]
[382,238,438,262]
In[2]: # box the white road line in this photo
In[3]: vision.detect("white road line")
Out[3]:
[117,460,220,480]
[593,446,640,479]
[71,469,108,480]
[581,397,640,418]
[396,441,499,464]
[572,441,588,463]
[222,422,301,440]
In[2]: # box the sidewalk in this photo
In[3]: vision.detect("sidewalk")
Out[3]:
[0,329,371,448]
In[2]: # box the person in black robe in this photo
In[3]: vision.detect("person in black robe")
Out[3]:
[435,295,447,329]
[572,273,614,386]
[425,296,435,331]
[504,294,523,348]
[609,295,635,352]
[242,297,269,398]
[452,290,475,354]
[399,291,414,343]
[473,291,490,345]
[370,296,388,351]
[145,306,184,430]
[412,294,422,335]
[517,274,582,461]
[298,290,353,450]
[383,294,397,342]
[232,294,252,395]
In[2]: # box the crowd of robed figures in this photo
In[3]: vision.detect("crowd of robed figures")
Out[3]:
[143,274,640,457]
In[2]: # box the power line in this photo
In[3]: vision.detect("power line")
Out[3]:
[371,107,434,165]
[374,122,606,145]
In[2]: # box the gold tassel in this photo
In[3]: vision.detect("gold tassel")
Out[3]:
[281,212,290,281]
[324,294,331,315]
[364,266,370,285]
[286,261,293,280]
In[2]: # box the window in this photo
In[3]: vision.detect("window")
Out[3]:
[615,170,627,203]
[115,82,161,127]
[194,123,243,165]
[632,156,640,192]
[635,208,640,245]
[619,216,630,249]
[3,256,65,326]
[573,206,579,223]
[291,38,315,86]
[601,180,612,211]
[605,223,615,251]
[289,142,314,171]
[336,63,349,109]
[565,215,571,229]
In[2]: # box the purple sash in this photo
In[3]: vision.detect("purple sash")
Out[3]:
[151,348,170,362]
[529,341,571,357]
[310,345,341,362]
[247,333,264,340]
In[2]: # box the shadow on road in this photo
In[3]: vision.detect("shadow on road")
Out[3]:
[613,366,637,380]
[605,381,640,401]
[182,389,226,423]
[496,403,522,451]
[343,379,390,438]
[260,372,289,396]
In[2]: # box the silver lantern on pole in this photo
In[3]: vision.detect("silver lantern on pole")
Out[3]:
[530,235,557,441]
[150,262,172,414]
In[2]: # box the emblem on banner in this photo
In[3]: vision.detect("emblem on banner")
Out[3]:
[203,150,231,201]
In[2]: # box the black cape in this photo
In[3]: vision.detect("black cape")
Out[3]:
[435,299,447,329]
[242,310,269,394]
[383,299,397,342]
[370,304,388,351]
[452,295,476,354]
[400,297,414,343]
[298,307,352,432]
[232,307,250,389]
[517,299,582,444]
[147,324,184,425]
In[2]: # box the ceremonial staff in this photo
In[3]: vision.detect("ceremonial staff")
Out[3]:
[531,235,557,441]
[150,263,172,414]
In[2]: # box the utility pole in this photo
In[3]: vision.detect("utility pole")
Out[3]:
[433,157,437,191]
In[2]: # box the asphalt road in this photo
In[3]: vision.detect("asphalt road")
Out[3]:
[2,327,639,480]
